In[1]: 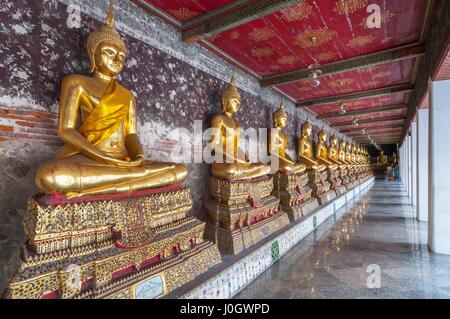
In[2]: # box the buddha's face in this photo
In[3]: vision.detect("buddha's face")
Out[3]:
[95,43,126,76]
[319,131,327,143]
[275,115,288,128]
[331,137,337,147]
[302,125,312,138]
[225,97,240,114]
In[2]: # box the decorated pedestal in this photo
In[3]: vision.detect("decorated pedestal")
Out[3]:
[327,167,347,196]
[272,172,319,222]
[307,168,337,205]
[204,176,290,255]
[8,185,221,299]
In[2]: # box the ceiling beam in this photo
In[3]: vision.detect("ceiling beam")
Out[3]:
[350,131,403,138]
[182,0,305,42]
[318,104,407,120]
[261,43,424,87]
[341,124,405,133]
[296,84,414,107]
[331,116,406,128]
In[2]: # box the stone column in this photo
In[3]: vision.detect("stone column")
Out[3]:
[429,79,450,254]
[417,108,429,222]
[411,122,417,207]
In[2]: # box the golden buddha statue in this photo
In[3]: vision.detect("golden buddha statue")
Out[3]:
[210,74,270,180]
[297,119,326,172]
[315,127,338,170]
[328,134,343,164]
[34,1,187,199]
[298,119,335,204]
[338,139,348,164]
[345,142,353,164]
[351,144,358,164]
[378,150,388,165]
[269,100,306,175]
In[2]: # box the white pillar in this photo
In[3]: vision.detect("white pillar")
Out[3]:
[429,79,450,254]
[417,109,429,222]
[411,122,417,207]
[407,135,412,200]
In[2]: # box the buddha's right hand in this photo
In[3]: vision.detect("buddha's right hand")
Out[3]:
[103,156,141,167]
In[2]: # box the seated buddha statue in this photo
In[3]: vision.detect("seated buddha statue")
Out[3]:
[35,2,187,198]
[345,142,354,164]
[328,134,343,165]
[378,150,388,165]
[338,139,349,164]
[210,74,270,180]
[315,127,338,171]
[268,100,306,175]
[297,119,326,172]
[351,144,359,164]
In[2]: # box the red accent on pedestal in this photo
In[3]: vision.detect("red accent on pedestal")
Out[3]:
[112,265,136,280]
[41,290,59,299]
[35,184,183,207]
[140,254,162,269]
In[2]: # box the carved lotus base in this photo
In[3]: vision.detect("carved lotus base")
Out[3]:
[8,186,221,299]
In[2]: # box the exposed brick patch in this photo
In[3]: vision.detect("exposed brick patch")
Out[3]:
[0,107,61,146]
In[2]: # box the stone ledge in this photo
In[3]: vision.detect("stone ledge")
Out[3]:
[164,177,375,299]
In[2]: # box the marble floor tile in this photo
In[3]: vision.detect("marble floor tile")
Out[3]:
[235,180,450,299]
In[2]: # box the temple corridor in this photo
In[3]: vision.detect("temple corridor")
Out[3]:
[235,180,450,299]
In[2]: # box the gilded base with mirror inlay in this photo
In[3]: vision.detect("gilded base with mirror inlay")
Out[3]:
[205,176,290,255]
[272,172,318,221]
[307,169,337,206]
[8,187,221,299]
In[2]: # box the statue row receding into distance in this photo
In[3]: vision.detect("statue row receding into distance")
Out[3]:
[7,1,374,299]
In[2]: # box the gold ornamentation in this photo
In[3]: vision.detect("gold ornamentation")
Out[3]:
[279,2,313,22]
[360,10,394,29]
[168,8,199,21]
[373,70,392,79]
[293,28,336,48]
[365,80,381,87]
[316,51,337,62]
[333,0,369,15]
[330,78,355,89]
[248,26,275,42]
[251,46,274,58]
[381,36,394,45]
[10,188,222,299]
[358,66,377,74]
[277,55,299,65]
[347,35,375,48]
[230,30,240,40]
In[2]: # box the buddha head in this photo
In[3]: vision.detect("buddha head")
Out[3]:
[346,142,352,152]
[301,119,313,138]
[273,99,288,128]
[318,127,327,143]
[221,73,241,115]
[86,0,127,76]
[330,134,338,147]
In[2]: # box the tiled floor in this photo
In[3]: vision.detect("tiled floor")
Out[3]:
[235,180,450,299]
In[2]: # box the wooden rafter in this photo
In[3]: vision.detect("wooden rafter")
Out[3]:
[331,116,406,128]
[318,104,407,120]
[182,0,305,42]
[296,84,413,107]
[261,44,424,87]
[341,124,405,133]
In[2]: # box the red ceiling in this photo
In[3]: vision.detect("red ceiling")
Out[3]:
[326,109,406,125]
[207,0,426,75]
[306,92,408,114]
[139,0,431,144]
[144,0,237,22]
[338,119,406,131]
[278,58,415,101]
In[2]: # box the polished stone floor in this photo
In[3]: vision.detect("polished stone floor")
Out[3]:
[235,180,450,299]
